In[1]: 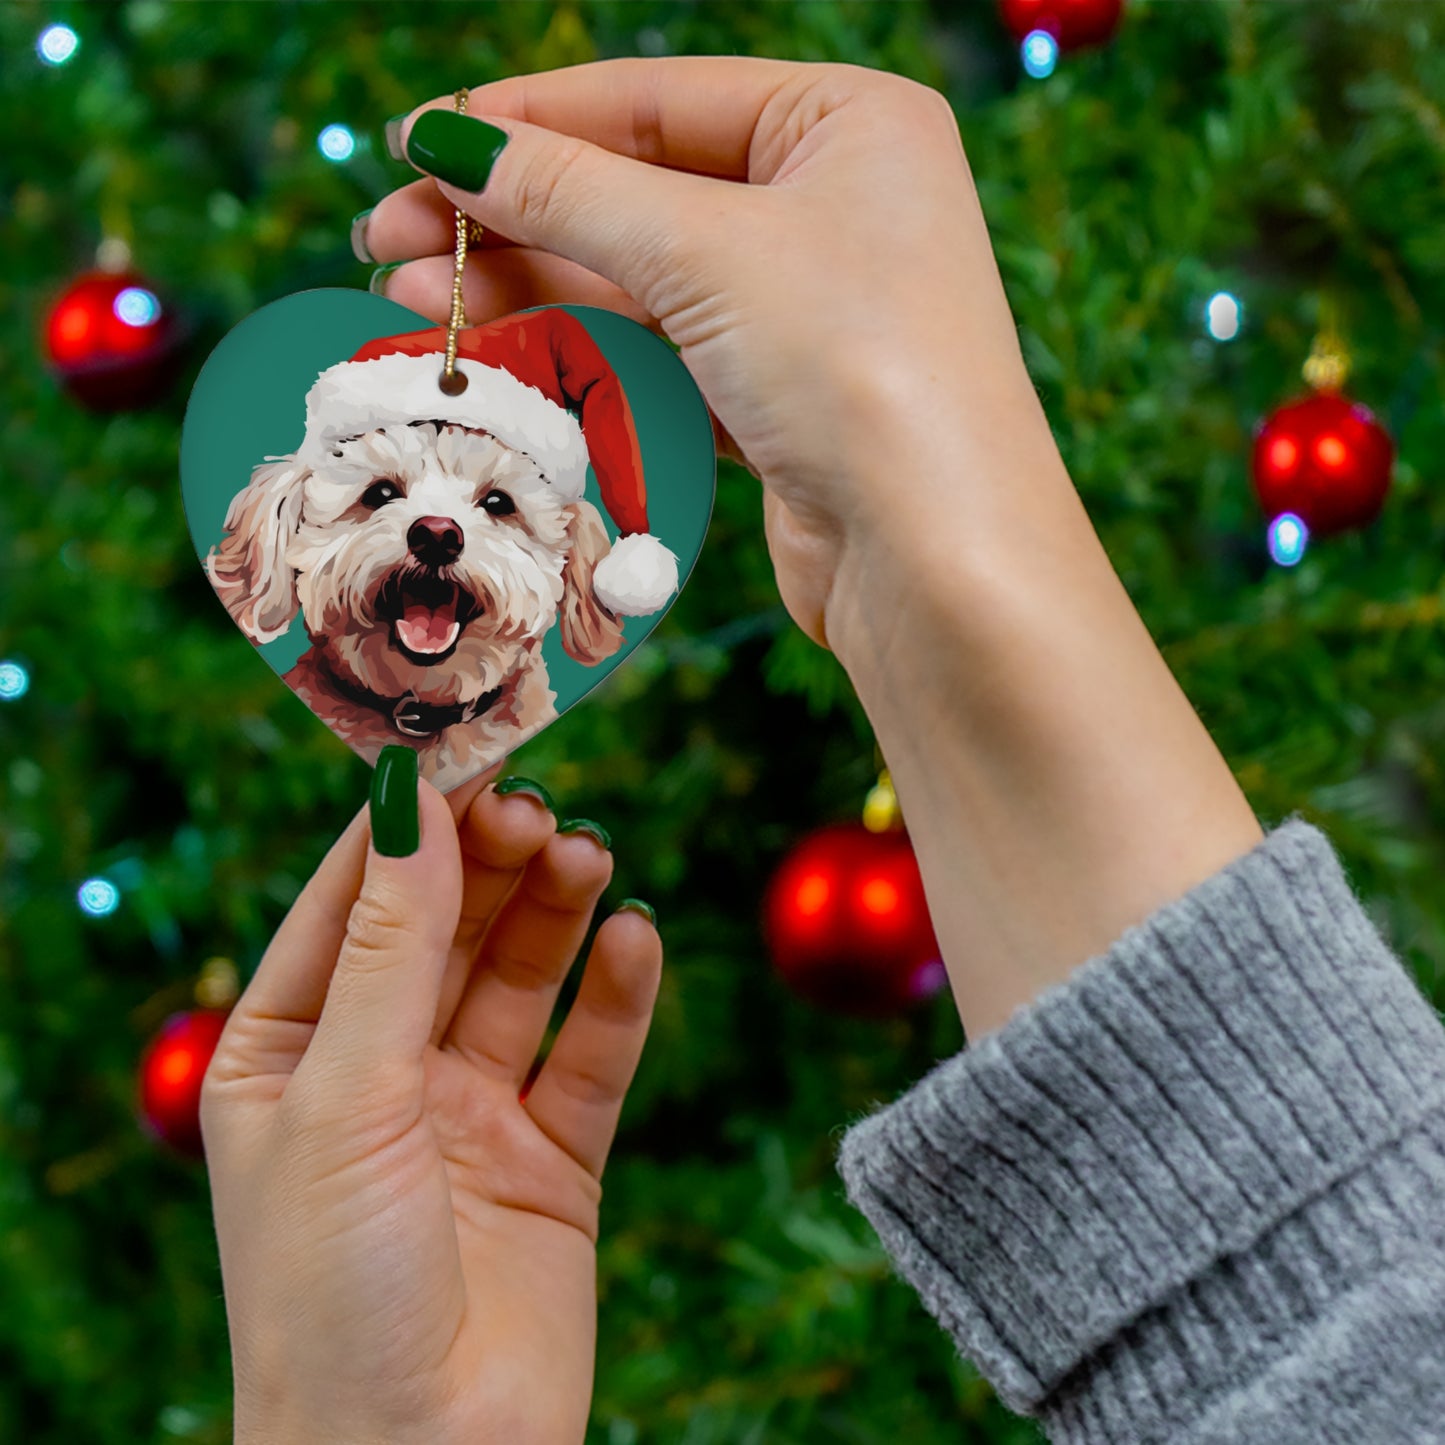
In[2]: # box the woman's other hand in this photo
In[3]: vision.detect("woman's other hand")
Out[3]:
[202,755,661,1445]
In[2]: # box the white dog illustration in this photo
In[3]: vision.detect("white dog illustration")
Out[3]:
[205,309,678,791]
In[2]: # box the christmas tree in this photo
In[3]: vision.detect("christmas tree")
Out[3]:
[3,3,1443,1442]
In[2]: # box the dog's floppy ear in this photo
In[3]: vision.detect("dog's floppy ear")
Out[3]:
[205,458,305,644]
[559,498,627,667]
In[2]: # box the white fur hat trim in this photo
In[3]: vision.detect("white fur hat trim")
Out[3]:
[295,353,590,495]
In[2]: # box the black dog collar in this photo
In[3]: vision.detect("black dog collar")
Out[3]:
[324,667,504,739]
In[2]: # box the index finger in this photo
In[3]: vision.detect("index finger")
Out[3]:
[208,804,370,1074]
[420,55,813,183]
[221,763,491,1042]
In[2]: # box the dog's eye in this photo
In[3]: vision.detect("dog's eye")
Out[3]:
[361,480,402,510]
[481,489,516,517]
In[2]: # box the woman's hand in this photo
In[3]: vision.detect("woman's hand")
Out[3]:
[201,757,661,1445]
[362,56,1047,652]
[363,58,1262,1042]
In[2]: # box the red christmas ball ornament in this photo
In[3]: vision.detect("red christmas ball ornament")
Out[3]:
[44,269,182,410]
[998,0,1124,50]
[1251,392,1394,537]
[137,1008,230,1157]
[763,822,945,1017]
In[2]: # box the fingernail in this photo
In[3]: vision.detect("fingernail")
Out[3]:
[558,818,611,851]
[405,110,510,192]
[493,776,555,812]
[369,262,403,297]
[350,207,375,264]
[384,113,409,162]
[371,745,419,857]
[617,898,656,926]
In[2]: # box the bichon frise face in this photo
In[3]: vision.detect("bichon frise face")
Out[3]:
[206,421,624,786]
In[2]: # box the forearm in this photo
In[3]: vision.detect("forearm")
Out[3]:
[825,380,1262,1040]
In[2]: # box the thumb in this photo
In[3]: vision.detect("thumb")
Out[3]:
[397,106,733,314]
[303,747,462,1088]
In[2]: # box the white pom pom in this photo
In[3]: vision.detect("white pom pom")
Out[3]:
[592,532,679,617]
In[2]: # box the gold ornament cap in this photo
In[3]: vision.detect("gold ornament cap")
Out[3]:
[863,768,902,833]
[194,956,240,1010]
[1302,332,1350,393]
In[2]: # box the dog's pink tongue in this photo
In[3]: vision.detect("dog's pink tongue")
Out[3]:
[396,597,460,655]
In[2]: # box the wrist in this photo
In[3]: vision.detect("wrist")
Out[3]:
[823,419,1261,1039]
[819,331,1073,652]
[234,1412,424,1445]
[823,380,1078,682]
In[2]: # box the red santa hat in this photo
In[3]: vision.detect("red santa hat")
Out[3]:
[294,307,678,617]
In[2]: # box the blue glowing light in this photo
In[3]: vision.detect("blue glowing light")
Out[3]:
[1021,29,1059,79]
[114,286,161,328]
[1267,512,1309,567]
[77,877,121,918]
[318,124,356,162]
[37,24,79,66]
[0,660,29,701]
[1205,291,1243,342]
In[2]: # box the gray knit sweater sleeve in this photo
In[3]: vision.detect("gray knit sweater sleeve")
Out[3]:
[836,819,1445,1443]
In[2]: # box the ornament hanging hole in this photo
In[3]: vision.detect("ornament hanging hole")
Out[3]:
[438,368,469,397]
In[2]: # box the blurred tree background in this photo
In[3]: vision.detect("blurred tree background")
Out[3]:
[2,2,1444,1442]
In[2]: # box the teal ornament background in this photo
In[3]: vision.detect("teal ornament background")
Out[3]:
[180,290,715,773]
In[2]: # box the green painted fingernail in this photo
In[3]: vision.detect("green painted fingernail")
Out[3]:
[617,898,656,925]
[558,818,611,851]
[369,262,403,297]
[350,208,375,264]
[371,746,419,857]
[494,776,555,812]
[384,113,409,161]
[405,110,509,192]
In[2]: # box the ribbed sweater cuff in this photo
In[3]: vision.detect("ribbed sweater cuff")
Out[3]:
[836,819,1445,1432]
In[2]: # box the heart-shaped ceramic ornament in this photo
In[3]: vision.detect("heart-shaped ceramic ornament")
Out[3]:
[181,290,715,792]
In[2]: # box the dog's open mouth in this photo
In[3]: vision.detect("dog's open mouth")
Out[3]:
[377,572,481,665]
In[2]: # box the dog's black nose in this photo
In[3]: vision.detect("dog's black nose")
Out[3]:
[407,515,464,564]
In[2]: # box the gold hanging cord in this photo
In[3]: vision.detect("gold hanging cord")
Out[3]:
[439,88,482,396]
